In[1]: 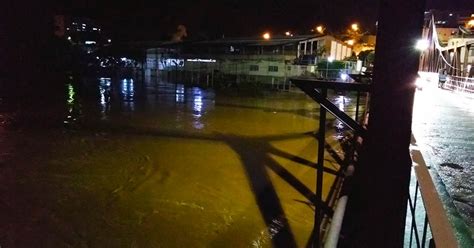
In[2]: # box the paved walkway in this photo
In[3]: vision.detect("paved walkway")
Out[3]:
[412,84,474,243]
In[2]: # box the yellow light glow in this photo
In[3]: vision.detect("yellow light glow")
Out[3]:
[316,25,324,34]
[467,19,474,28]
[351,23,359,31]
[285,31,291,36]
[346,39,355,46]
[263,32,271,40]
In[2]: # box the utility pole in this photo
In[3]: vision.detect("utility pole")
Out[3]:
[341,0,426,247]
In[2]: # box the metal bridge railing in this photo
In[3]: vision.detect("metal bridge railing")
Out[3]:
[290,77,370,247]
[445,75,474,94]
[406,140,458,248]
[292,77,458,247]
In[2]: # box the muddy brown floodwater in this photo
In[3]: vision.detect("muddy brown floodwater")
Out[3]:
[0,76,360,247]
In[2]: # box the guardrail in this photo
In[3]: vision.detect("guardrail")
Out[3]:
[290,78,370,247]
[407,140,458,248]
[291,77,458,247]
[444,75,474,94]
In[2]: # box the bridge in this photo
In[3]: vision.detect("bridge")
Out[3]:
[287,2,468,247]
[289,77,459,247]
[420,15,474,80]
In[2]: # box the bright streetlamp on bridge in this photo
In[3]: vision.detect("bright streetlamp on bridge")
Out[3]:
[416,39,429,71]
[415,39,429,51]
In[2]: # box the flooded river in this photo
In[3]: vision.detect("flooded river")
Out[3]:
[0,75,358,247]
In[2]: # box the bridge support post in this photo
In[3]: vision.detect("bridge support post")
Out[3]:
[341,0,426,247]
[313,88,327,247]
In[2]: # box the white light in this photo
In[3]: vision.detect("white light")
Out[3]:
[67,36,72,40]
[415,39,429,51]
[96,56,100,59]
[186,58,217,63]
[449,13,453,16]
[340,73,348,81]
[107,39,112,43]
[121,57,127,61]
[93,28,98,31]
[415,77,425,88]
[328,56,334,62]
[85,41,96,45]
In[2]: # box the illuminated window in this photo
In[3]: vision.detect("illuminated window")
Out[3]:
[268,66,278,72]
[250,65,259,71]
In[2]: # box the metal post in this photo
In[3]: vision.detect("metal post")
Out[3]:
[313,88,327,247]
[355,90,360,122]
[421,214,429,247]
[341,0,426,246]
[326,60,329,79]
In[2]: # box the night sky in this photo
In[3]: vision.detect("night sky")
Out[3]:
[54,0,474,41]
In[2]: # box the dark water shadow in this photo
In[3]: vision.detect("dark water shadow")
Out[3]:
[78,125,318,247]
[221,135,298,247]
[215,102,319,119]
[76,122,346,247]
[267,145,339,176]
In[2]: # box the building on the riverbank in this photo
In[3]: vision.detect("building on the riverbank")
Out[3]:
[53,15,113,54]
[144,35,356,89]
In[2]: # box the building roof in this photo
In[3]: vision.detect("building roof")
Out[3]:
[130,34,331,50]
[192,35,323,47]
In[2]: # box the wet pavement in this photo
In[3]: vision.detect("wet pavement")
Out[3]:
[412,84,474,243]
[0,76,361,247]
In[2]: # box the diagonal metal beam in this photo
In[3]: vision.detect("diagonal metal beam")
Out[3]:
[296,83,366,137]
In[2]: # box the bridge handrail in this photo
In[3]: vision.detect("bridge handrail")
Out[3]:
[444,75,474,94]
[407,140,458,247]
[290,77,369,247]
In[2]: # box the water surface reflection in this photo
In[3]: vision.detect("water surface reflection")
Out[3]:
[25,76,365,247]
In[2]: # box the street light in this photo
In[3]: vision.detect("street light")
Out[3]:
[263,32,271,40]
[467,19,474,28]
[415,39,429,51]
[316,25,324,34]
[416,39,429,71]
[285,31,291,36]
[326,56,334,78]
[351,23,359,31]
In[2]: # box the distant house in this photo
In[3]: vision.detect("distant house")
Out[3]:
[144,35,354,87]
